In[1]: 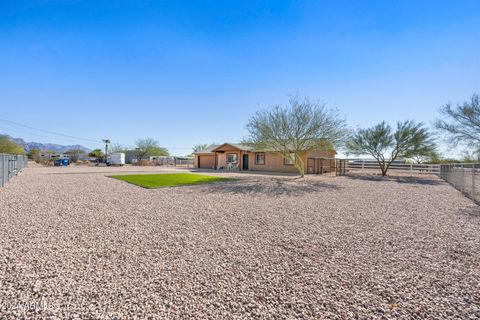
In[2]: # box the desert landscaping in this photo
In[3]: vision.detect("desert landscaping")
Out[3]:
[2,2,480,319]
[0,165,479,319]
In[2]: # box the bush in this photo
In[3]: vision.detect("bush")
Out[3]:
[135,160,155,166]
[37,158,53,167]
[0,135,25,155]
[75,160,90,166]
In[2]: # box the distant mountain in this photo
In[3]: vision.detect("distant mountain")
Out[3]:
[3,135,90,153]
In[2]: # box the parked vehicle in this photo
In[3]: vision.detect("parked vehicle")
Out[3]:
[107,153,125,166]
[54,158,70,166]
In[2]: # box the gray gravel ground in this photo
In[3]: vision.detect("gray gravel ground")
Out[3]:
[1,166,479,319]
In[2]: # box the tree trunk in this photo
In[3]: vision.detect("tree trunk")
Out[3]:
[375,157,388,176]
[381,167,387,176]
[294,154,305,178]
[383,161,393,176]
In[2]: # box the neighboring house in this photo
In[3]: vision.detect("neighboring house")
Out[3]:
[78,153,90,161]
[125,150,145,164]
[193,142,337,174]
[39,153,69,160]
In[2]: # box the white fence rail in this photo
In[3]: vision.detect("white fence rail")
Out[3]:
[347,159,440,174]
[0,154,28,187]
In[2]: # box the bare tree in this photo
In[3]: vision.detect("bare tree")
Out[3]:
[65,148,84,163]
[135,138,169,161]
[435,94,480,155]
[245,95,347,177]
[462,149,480,163]
[192,143,218,154]
[88,149,104,161]
[410,147,442,164]
[109,143,126,153]
[27,148,41,161]
[347,120,437,175]
[193,144,209,152]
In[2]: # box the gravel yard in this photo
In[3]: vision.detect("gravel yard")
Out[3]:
[1,166,479,319]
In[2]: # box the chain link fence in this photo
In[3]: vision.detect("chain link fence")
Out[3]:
[439,163,479,203]
[0,153,28,187]
[347,159,480,203]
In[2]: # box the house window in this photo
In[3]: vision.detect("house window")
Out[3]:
[227,153,238,164]
[255,153,265,165]
[284,153,295,165]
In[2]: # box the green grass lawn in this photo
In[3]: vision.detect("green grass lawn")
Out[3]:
[110,173,234,188]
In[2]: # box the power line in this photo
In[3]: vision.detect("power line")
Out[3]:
[0,117,102,144]
[0,117,195,151]
[1,124,98,146]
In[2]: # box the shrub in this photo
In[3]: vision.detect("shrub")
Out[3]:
[135,160,155,166]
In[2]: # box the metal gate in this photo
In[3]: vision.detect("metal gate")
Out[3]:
[307,158,348,176]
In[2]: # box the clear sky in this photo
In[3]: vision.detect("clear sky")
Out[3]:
[1,0,479,155]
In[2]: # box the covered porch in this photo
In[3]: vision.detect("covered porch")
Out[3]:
[211,143,251,171]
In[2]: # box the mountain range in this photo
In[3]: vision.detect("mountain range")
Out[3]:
[2,134,90,153]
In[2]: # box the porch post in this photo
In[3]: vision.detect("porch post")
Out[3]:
[214,151,217,170]
[239,151,242,171]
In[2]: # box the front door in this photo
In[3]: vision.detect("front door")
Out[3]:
[242,154,249,170]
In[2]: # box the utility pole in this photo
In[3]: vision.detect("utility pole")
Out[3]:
[102,139,110,164]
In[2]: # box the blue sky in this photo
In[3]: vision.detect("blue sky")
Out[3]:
[0,0,479,155]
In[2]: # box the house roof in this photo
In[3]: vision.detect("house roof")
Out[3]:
[192,145,218,154]
[193,143,253,154]
[211,143,254,152]
[193,142,336,154]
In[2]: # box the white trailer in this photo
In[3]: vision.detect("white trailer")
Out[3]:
[107,153,125,166]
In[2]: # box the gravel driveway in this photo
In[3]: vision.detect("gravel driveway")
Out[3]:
[0,166,479,319]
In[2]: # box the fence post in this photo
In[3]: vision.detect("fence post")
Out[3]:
[8,155,11,180]
[410,163,413,176]
[14,155,18,176]
[461,163,465,193]
[1,155,4,187]
[472,164,476,201]
[452,164,456,189]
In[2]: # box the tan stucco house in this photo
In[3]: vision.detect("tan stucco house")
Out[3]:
[193,143,337,174]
